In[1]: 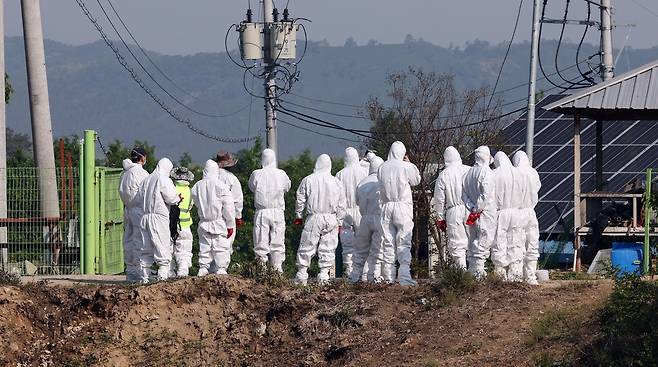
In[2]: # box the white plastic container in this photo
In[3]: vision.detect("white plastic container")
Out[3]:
[536,270,550,283]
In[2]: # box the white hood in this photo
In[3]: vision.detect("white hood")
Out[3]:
[344,147,359,166]
[156,158,174,176]
[388,141,406,161]
[122,158,136,171]
[369,156,384,175]
[314,154,332,173]
[443,146,462,166]
[202,160,219,179]
[262,148,277,169]
[513,151,531,168]
[493,151,512,168]
[473,146,491,167]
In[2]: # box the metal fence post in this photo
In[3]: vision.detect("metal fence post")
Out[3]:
[83,130,96,274]
[644,168,652,274]
[79,138,84,273]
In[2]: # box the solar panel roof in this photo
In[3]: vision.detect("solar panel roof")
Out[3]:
[502,95,658,233]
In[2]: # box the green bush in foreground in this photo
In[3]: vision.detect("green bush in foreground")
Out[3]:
[585,276,658,366]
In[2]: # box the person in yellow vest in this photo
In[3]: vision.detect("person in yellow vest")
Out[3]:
[170,167,195,277]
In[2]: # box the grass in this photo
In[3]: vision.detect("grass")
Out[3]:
[549,271,599,281]
[0,269,20,285]
[320,307,357,328]
[232,260,290,287]
[526,309,577,347]
[426,264,478,308]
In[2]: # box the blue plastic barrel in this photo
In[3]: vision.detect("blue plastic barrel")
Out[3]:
[611,242,643,276]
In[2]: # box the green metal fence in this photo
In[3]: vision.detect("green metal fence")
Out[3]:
[644,168,657,274]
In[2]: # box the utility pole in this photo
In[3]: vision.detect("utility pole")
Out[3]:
[0,0,7,250]
[263,0,278,156]
[526,0,542,163]
[600,0,614,81]
[21,0,60,219]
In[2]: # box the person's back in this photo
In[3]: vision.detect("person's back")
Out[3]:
[513,151,542,285]
[462,146,496,279]
[137,158,179,282]
[248,149,291,271]
[377,141,420,286]
[118,152,149,283]
[336,147,368,276]
[433,146,471,269]
[493,152,520,211]
[294,154,347,285]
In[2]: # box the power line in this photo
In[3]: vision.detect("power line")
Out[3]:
[95,0,249,119]
[487,0,524,110]
[553,0,590,87]
[278,118,361,143]
[74,0,255,143]
[629,0,658,18]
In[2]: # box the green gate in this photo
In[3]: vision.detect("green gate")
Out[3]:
[96,168,124,274]
[80,130,125,275]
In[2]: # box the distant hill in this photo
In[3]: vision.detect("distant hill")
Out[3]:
[5,36,658,161]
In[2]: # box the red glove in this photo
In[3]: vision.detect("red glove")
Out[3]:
[226,228,234,238]
[293,218,304,226]
[436,220,447,232]
[465,212,481,226]
[235,218,244,228]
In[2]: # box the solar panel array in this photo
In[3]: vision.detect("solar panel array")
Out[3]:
[502,95,658,233]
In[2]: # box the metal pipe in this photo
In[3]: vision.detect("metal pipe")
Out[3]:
[0,0,7,247]
[644,168,652,274]
[83,130,96,274]
[600,0,614,80]
[263,0,278,156]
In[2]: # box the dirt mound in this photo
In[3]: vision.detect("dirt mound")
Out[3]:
[0,277,612,366]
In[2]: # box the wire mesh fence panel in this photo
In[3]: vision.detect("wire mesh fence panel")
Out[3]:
[97,168,124,274]
[0,167,80,275]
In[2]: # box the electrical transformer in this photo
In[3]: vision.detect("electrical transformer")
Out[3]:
[269,22,296,60]
[239,22,263,60]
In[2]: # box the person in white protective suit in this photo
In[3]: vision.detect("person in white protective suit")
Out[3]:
[169,167,195,277]
[294,154,347,285]
[336,147,368,277]
[349,156,385,283]
[118,148,149,282]
[513,151,542,285]
[462,146,496,279]
[491,151,525,281]
[137,158,181,283]
[248,148,291,272]
[432,146,472,270]
[191,160,236,276]
[378,141,421,285]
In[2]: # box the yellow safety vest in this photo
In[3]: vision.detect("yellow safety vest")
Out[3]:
[176,183,192,228]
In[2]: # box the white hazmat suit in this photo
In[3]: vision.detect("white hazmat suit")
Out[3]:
[248,149,291,272]
[294,154,346,285]
[218,168,243,248]
[513,151,542,285]
[492,151,525,281]
[137,158,180,282]
[118,159,149,282]
[378,141,421,285]
[336,147,368,276]
[462,146,496,279]
[349,156,385,283]
[192,160,236,276]
[432,147,472,269]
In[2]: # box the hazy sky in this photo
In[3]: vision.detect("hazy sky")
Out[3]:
[4,0,657,55]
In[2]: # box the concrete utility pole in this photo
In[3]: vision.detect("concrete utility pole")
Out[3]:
[526,0,542,163]
[263,0,278,156]
[0,0,7,248]
[600,0,614,81]
[21,0,60,218]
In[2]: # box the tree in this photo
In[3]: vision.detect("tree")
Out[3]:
[5,73,13,104]
[366,68,507,273]
[102,139,157,172]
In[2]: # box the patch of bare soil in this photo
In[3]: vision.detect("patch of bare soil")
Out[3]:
[0,277,612,366]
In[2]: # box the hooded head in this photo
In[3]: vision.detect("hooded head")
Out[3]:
[202,159,219,179]
[369,156,384,174]
[388,141,406,161]
[493,151,512,168]
[512,151,531,168]
[156,158,174,175]
[473,146,491,166]
[443,146,462,166]
[262,148,277,169]
[313,154,332,173]
[345,147,359,165]
[122,158,134,170]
